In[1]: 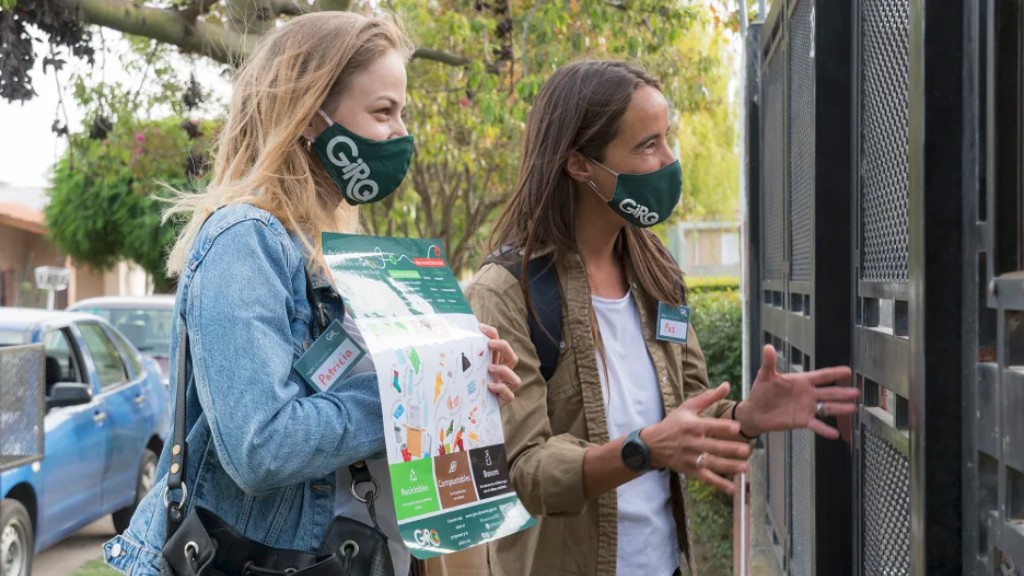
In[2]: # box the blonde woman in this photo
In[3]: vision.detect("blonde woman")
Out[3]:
[103,12,520,576]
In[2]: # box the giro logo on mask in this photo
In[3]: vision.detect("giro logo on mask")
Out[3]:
[325,135,379,202]
[618,198,659,226]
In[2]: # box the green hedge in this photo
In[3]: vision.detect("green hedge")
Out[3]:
[689,288,742,402]
[688,478,735,575]
[687,276,740,294]
[686,285,742,574]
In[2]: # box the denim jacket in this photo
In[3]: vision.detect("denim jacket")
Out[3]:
[104,203,386,575]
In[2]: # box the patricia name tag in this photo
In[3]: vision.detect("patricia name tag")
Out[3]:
[656,302,690,344]
[294,319,366,392]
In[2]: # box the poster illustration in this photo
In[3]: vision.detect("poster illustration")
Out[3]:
[323,233,535,558]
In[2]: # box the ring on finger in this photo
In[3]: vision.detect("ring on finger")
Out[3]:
[695,452,709,468]
[815,401,826,418]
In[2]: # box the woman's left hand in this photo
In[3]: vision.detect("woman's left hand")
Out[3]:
[479,323,521,407]
[734,345,860,439]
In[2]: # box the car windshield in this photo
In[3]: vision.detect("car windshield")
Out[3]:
[0,330,27,346]
[78,307,173,355]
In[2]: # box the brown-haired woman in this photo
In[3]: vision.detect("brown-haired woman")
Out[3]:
[464,60,860,576]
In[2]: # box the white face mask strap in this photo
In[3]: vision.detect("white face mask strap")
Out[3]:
[587,179,610,202]
[587,157,619,177]
[317,109,335,126]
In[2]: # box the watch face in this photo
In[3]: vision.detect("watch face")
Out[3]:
[622,440,647,471]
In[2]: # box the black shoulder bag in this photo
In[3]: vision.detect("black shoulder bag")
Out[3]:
[160,271,394,576]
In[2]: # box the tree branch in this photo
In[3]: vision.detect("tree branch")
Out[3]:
[411,48,471,67]
[61,0,466,68]
[182,0,220,23]
[275,0,313,16]
[224,0,275,36]
[65,0,253,64]
[67,0,470,68]
[312,0,352,11]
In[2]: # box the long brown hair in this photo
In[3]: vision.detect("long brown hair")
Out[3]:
[165,12,413,276]
[490,60,686,312]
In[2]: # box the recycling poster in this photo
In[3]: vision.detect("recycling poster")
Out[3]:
[322,233,535,558]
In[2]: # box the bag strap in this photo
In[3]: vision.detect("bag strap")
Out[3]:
[163,264,376,545]
[483,251,562,382]
[164,324,189,541]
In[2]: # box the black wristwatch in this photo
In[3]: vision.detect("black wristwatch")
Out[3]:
[621,428,655,473]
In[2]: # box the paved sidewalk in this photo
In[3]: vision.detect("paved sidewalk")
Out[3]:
[34,517,113,575]
[748,448,785,576]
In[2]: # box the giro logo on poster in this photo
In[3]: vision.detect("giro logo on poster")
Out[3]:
[414,528,442,548]
[325,135,379,202]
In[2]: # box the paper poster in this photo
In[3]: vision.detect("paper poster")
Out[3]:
[323,233,535,559]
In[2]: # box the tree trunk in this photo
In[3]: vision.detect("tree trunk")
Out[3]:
[62,0,471,67]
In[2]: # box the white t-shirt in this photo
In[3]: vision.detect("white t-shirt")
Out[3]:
[592,292,680,576]
[332,317,410,576]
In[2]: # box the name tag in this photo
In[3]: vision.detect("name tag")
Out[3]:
[656,302,690,344]
[293,319,366,392]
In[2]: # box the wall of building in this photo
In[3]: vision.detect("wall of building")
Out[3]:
[668,221,742,278]
[1,223,152,308]
[0,225,66,307]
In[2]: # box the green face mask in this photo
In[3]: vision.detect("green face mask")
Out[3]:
[311,110,415,205]
[588,158,682,228]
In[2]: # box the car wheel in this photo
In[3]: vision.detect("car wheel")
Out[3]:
[112,448,158,534]
[0,499,32,576]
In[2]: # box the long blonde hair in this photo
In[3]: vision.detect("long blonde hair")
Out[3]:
[165,11,414,276]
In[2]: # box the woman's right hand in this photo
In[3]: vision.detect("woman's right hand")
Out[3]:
[642,383,752,493]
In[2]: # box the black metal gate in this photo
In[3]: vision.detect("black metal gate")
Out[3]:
[754,1,853,574]
[965,0,1024,573]
[851,0,914,573]
[746,0,1024,574]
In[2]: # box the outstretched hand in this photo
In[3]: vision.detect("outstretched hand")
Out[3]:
[735,345,859,439]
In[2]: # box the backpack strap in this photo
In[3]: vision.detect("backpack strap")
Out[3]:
[481,247,684,383]
[483,251,562,382]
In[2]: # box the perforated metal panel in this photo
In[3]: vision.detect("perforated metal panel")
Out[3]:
[862,429,910,576]
[767,428,789,544]
[789,0,815,282]
[764,46,787,281]
[790,428,814,576]
[859,0,911,282]
[0,344,45,472]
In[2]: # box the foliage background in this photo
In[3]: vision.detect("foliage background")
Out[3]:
[34,1,740,287]
[688,280,742,573]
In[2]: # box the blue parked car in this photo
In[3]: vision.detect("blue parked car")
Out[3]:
[0,308,169,576]
[69,295,176,388]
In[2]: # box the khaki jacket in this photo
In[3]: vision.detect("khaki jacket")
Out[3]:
[431,250,733,576]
